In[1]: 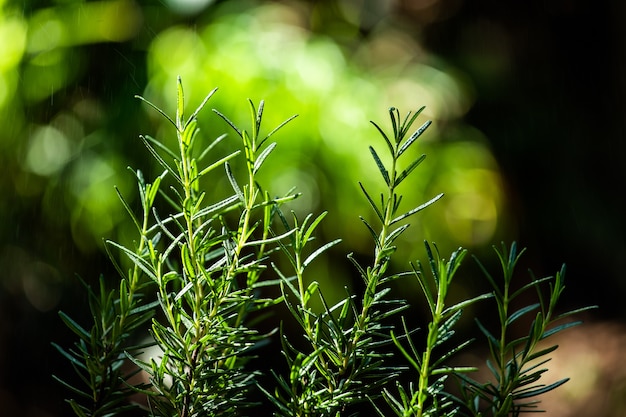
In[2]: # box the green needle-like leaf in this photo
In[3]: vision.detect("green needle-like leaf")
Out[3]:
[106,240,158,281]
[360,216,381,247]
[197,150,241,178]
[369,145,390,186]
[176,75,184,130]
[370,120,395,156]
[142,134,179,160]
[140,135,183,185]
[135,95,176,128]
[186,87,218,130]
[214,108,243,137]
[507,304,541,326]
[225,162,244,202]
[397,120,431,156]
[302,211,328,245]
[115,186,141,232]
[58,312,91,341]
[395,154,426,185]
[253,142,277,174]
[475,319,500,349]
[383,224,410,246]
[359,182,384,223]
[302,239,341,270]
[390,193,443,225]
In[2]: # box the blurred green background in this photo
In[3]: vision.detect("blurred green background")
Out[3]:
[1,0,624,415]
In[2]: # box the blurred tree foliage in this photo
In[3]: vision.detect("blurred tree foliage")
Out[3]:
[1,0,510,311]
[1,0,623,415]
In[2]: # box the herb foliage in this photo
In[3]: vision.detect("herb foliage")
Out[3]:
[53,78,594,417]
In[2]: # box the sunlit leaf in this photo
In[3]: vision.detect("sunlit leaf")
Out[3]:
[176,75,185,130]
[214,108,243,137]
[140,135,183,185]
[390,193,443,225]
[397,120,431,156]
[260,114,298,149]
[106,240,158,282]
[253,142,276,174]
[115,186,140,232]
[197,150,242,178]
[383,224,410,247]
[186,87,218,130]
[302,239,341,270]
[135,95,176,128]
[301,211,327,245]
[225,162,244,202]
[243,228,297,247]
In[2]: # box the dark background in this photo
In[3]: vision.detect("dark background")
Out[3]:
[1,0,624,415]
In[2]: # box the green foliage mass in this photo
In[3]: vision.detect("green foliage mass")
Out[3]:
[53,79,594,417]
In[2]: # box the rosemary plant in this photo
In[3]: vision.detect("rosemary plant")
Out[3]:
[262,107,445,416]
[124,82,299,416]
[457,243,596,416]
[54,77,299,416]
[374,242,491,417]
[50,152,162,416]
[53,78,593,417]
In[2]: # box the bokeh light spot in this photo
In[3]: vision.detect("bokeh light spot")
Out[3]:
[270,167,321,213]
[0,17,27,70]
[91,0,143,42]
[24,125,72,176]
[69,151,132,251]
[22,261,62,312]
[23,49,73,102]
[445,187,498,246]
[27,12,66,53]
[165,0,215,15]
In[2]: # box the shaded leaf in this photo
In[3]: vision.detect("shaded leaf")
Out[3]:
[369,146,390,186]
[58,312,91,342]
[359,182,384,223]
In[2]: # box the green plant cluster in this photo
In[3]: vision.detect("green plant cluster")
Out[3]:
[53,79,593,417]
